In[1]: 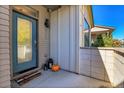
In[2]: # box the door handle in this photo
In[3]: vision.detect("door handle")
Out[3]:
[34,40,37,45]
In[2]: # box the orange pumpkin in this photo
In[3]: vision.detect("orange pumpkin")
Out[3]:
[51,65,60,72]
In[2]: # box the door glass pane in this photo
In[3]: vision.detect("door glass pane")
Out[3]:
[17,17,32,63]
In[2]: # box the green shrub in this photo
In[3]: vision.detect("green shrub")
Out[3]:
[92,33,113,47]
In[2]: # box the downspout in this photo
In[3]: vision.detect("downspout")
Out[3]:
[84,17,91,47]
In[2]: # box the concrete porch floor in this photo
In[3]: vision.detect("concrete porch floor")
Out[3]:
[21,70,112,88]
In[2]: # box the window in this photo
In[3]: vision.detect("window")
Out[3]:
[17,17,32,63]
[80,16,91,47]
[13,6,39,19]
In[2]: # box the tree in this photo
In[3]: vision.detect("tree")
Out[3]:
[92,34,104,47]
[112,39,121,47]
[92,33,113,47]
[102,33,113,47]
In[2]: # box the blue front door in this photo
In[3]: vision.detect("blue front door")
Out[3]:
[13,11,37,74]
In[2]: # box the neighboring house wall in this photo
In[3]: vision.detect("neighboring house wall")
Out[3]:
[0,5,11,88]
[50,6,80,73]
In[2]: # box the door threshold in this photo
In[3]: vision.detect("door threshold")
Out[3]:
[16,70,41,85]
[11,67,41,80]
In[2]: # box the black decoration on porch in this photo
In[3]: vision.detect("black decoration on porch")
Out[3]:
[43,63,48,71]
[47,58,54,69]
[44,19,49,28]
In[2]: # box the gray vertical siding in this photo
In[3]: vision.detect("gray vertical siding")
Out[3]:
[50,6,78,72]
[0,5,10,88]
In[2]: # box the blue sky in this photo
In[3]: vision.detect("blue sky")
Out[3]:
[92,5,124,40]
